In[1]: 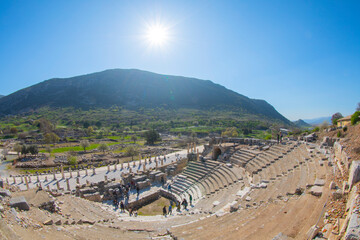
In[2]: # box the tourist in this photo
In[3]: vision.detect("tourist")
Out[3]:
[136,185,140,196]
[189,194,193,206]
[168,204,172,215]
[168,184,172,193]
[120,201,125,213]
[163,206,167,216]
[161,176,165,186]
[182,199,188,210]
[176,202,181,212]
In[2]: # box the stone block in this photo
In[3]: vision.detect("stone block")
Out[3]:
[43,219,53,225]
[329,181,336,190]
[348,161,360,189]
[9,196,30,211]
[0,189,11,197]
[83,193,102,202]
[314,179,325,186]
[230,201,239,212]
[310,186,323,197]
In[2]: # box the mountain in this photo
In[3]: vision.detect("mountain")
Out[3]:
[303,116,331,126]
[0,69,291,125]
[0,95,4,99]
[293,119,311,128]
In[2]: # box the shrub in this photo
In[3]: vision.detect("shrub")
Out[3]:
[68,156,77,165]
[337,131,342,138]
[343,126,348,132]
[264,134,272,140]
[312,127,320,132]
[351,111,360,125]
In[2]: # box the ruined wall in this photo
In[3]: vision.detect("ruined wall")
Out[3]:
[334,142,352,174]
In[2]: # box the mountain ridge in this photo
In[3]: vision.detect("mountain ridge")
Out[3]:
[0,69,291,126]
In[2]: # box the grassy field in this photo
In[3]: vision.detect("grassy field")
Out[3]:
[137,197,174,216]
[40,142,119,153]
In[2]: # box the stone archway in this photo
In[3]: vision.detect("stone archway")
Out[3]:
[213,147,222,160]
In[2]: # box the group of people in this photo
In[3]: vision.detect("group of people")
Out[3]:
[162,196,193,217]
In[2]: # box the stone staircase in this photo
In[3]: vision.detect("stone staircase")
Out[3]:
[169,160,242,202]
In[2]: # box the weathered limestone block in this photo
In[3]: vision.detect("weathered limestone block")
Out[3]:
[349,161,360,189]
[309,186,323,197]
[83,193,102,202]
[9,196,30,210]
[314,179,325,186]
[0,189,11,197]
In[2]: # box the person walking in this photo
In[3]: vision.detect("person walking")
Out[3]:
[136,185,140,196]
[120,201,125,213]
[168,204,172,215]
[163,206,167,217]
[189,194,193,206]
[168,184,172,193]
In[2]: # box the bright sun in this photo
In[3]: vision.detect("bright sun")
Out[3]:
[146,24,169,46]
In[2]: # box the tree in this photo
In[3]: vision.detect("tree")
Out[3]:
[80,140,90,152]
[28,145,39,155]
[44,132,60,144]
[357,102,360,111]
[86,126,94,136]
[351,111,360,125]
[190,131,197,142]
[131,135,137,143]
[13,143,22,156]
[331,112,343,125]
[10,127,18,134]
[221,127,238,137]
[68,156,77,165]
[144,129,161,145]
[98,143,109,153]
[45,146,52,155]
[124,145,139,161]
[21,145,29,156]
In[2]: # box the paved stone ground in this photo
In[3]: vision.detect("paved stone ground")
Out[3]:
[5,146,204,192]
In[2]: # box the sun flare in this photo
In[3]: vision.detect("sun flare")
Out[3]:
[145,24,169,46]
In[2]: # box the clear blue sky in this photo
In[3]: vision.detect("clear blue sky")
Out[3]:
[0,1,359,120]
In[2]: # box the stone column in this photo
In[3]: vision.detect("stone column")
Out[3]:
[107,165,110,172]
[20,176,24,184]
[92,167,96,175]
[53,168,56,180]
[128,162,130,168]
[77,170,80,177]
[114,164,117,171]
[37,174,40,182]
[197,152,200,161]
[143,163,146,172]
[28,176,32,183]
[85,169,88,176]
[161,158,164,166]
[6,178,9,185]
[121,163,123,169]
[66,178,70,191]
[56,181,60,190]
[187,144,189,154]
[13,176,16,184]
[25,177,29,190]
[129,167,132,173]
[45,176,48,182]
[69,168,72,178]
[61,165,64,179]
[47,185,50,190]
[104,175,108,182]
[76,177,80,184]
[155,160,158,168]
[133,161,136,167]
[139,154,141,161]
